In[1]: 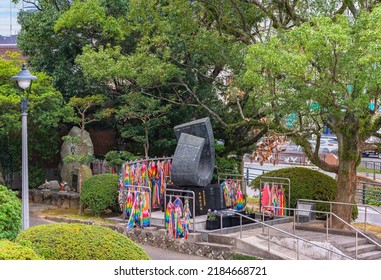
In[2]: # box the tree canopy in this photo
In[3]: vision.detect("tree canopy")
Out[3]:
[0,52,68,185]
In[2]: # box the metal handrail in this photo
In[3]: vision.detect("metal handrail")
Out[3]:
[298,198,381,233]
[280,207,381,258]
[328,211,381,259]
[164,189,196,233]
[233,211,353,260]
[123,156,173,165]
[272,205,381,259]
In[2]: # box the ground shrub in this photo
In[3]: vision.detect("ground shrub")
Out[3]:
[250,167,357,219]
[81,174,119,215]
[0,185,21,240]
[0,240,42,260]
[16,223,150,260]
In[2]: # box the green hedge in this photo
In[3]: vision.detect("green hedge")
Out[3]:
[81,174,119,215]
[0,185,22,240]
[16,223,150,260]
[0,240,42,260]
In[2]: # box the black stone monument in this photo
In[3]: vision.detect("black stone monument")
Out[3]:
[170,117,224,216]
[171,117,215,187]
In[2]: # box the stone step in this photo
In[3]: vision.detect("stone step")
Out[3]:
[355,250,381,260]
[195,242,234,251]
[207,233,237,247]
[340,238,368,249]
[347,244,378,255]
[236,236,314,260]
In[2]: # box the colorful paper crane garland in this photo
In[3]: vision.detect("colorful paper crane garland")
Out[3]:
[165,197,192,239]
[222,179,244,211]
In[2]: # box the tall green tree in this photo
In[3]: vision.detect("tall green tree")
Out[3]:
[65,94,113,213]
[116,92,171,159]
[244,10,381,227]
[13,0,107,99]
[0,52,68,186]
[56,0,270,159]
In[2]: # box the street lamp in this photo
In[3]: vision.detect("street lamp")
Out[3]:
[11,64,37,230]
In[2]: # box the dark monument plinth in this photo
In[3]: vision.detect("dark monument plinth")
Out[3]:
[171,117,215,187]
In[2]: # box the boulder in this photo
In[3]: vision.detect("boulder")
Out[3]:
[60,126,94,189]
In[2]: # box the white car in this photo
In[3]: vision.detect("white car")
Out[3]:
[310,139,338,154]
[296,139,338,154]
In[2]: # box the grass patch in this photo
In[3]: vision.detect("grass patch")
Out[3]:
[229,253,260,260]
[41,209,118,224]
[352,223,381,238]
[246,196,259,204]
[357,166,381,174]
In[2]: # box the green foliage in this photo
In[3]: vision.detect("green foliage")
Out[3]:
[29,163,46,188]
[214,141,240,181]
[0,56,68,177]
[0,240,43,260]
[251,168,337,216]
[363,187,381,206]
[117,92,171,158]
[228,253,259,260]
[104,150,137,168]
[0,185,21,240]
[16,223,150,260]
[81,174,119,215]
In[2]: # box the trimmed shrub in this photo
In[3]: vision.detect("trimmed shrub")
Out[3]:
[81,174,119,215]
[0,240,43,260]
[16,223,150,260]
[251,167,337,218]
[0,185,21,240]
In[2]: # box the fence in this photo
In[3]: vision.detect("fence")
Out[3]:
[360,161,381,181]
[355,181,381,206]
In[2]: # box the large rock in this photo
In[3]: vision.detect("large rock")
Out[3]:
[60,126,94,189]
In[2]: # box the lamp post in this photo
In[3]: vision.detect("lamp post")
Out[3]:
[11,64,37,230]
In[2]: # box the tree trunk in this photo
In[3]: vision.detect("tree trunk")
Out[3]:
[332,158,357,229]
[78,116,85,215]
[331,129,359,229]
[144,127,149,159]
[78,164,84,215]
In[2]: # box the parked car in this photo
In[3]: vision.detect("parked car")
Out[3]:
[362,150,380,157]
[297,139,338,154]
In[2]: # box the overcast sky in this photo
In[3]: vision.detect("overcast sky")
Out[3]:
[0,1,22,36]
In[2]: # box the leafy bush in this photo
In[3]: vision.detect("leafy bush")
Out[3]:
[364,187,381,206]
[0,240,42,260]
[16,223,150,260]
[0,185,21,240]
[81,174,119,215]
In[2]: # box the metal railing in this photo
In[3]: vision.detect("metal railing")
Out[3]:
[362,161,381,180]
[164,188,196,233]
[356,181,381,205]
[232,210,353,260]
[298,199,381,233]
[227,203,381,259]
